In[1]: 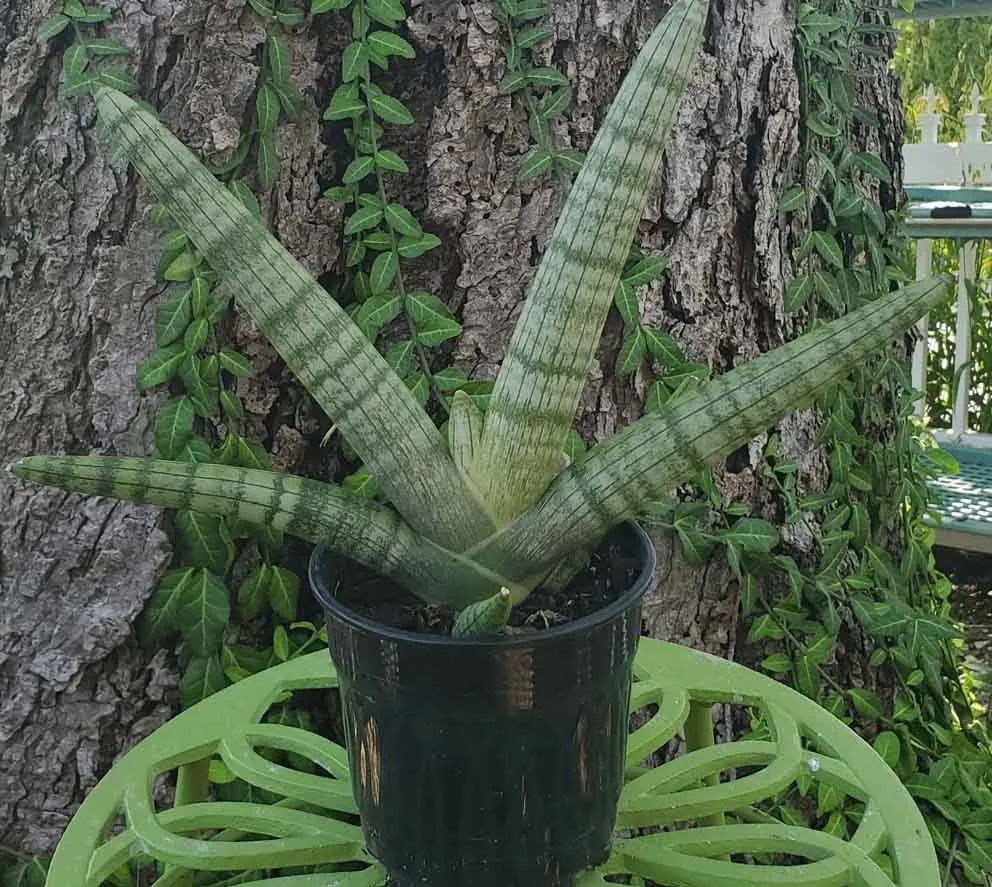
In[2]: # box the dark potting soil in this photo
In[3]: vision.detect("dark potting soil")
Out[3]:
[331,529,643,636]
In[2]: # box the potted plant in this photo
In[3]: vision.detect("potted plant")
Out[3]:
[11,0,950,883]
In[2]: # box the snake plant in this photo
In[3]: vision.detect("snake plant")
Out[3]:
[12,0,950,629]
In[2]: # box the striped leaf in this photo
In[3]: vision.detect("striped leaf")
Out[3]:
[9,456,502,608]
[477,0,707,524]
[469,275,953,586]
[92,88,492,551]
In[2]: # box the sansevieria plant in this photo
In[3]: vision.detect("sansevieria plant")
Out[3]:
[11,0,949,634]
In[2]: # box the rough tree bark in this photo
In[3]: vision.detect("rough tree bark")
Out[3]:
[0,0,904,856]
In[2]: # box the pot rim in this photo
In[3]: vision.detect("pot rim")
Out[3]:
[308,520,656,650]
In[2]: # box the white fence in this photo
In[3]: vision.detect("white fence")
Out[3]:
[904,84,992,444]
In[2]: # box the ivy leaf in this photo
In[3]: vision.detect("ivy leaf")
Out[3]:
[616,326,646,376]
[343,465,382,498]
[554,149,585,173]
[268,566,300,621]
[257,132,280,189]
[563,429,586,463]
[155,397,195,459]
[184,317,209,353]
[406,290,454,327]
[342,40,368,82]
[38,14,71,40]
[643,326,683,365]
[795,655,819,698]
[460,379,495,411]
[374,149,409,173]
[811,230,843,268]
[540,85,572,118]
[384,203,421,238]
[416,315,462,346]
[139,568,195,647]
[356,292,402,338]
[181,355,220,417]
[526,66,569,89]
[312,0,350,10]
[155,288,193,346]
[433,367,468,391]
[344,203,383,234]
[220,389,245,421]
[778,185,806,212]
[256,83,280,133]
[180,436,214,463]
[872,731,900,769]
[136,344,185,390]
[761,653,792,673]
[853,151,891,183]
[164,250,199,282]
[816,781,845,816]
[343,154,376,186]
[847,687,883,721]
[784,274,813,312]
[367,30,416,59]
[177,569,230,656]
[370,251,399,295]
[180,654,227,708]
[622,256,669,287]
[176,511,235,574]
[324,82,364,120]
[397,233,441,257]
[364,86,413,124]
[718,518,779,555]
[219,350,256,378]
[519,148,553,180]
[95,68,139,93]
[265,35,291,85]
[614,281,639,326]
[365,0,406,25]
[516,25,554,48]
[248,0,275,14]
[498,71,528,94]
[382,340,416,378]
[404,372,430,405]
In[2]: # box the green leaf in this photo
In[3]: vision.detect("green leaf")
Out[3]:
[622,256,669,287]
[517,25,554,48]
[155,288,193,347]
[761,653,792,673]
[519,148,553,180]
[38,14,71,40]
[498,71,528,94]
[404,372,430,405]
[265,35,291,84]
[416,316,462,347]
[267,566,300,621]
[811,230,843,268]
[257,132,279,189]
[616,326,646,375]
[95,68,139,93]
[63,0,88,16]
[180,437,214,463]
[719,517,779,554]
[248,0,275,14]
[614,281,639,326]
[643,326,683,364]
[343,465,382,498]
[553,149,585,173]
[452,588,512,637]
[324,82,364,120]
[778,185,806,212]
[136,344,186,390]
[312,0,350,10]
[370,251,399,295]
[180,654,227,708]
[383,339,415,377]
[397,233,441,257]
[816,781,844,816]
[342,40,368,82]
[177,569,230,656]
[180,355,220,417]
[356,292,402,338]
[344,202,383,234]
[847,687,883,720]
[364,86,414,125]
[540,85,572,118]
[164,250,199,282]
[220,389,245,421]
[563,429,586,463]
[139,568,195,647]
[76,4,111,20]
[527,66,569,89]
[367,30,416,58]
[406,290,454,326]
[365,0,405,24]
[176,510,235,573]
[184,316,209,352]
[256,83,280,133]
[273,625,290,661]
[374,149,409,173]
[219,350,256,378]
[872,731,900,769]
[433,367,469,391]
[384,203,421,237]
[852,151,891,183]
[784,274,813,312]
[155,397,195,459]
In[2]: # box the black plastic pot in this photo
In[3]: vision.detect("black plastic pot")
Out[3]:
[309,521,656,887]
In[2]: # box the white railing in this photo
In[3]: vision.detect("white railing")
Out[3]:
[904,84,992,446]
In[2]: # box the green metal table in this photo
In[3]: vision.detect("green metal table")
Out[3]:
[46,638,938,887]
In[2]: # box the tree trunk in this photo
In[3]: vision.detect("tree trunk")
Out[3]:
[0,0,903,857]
